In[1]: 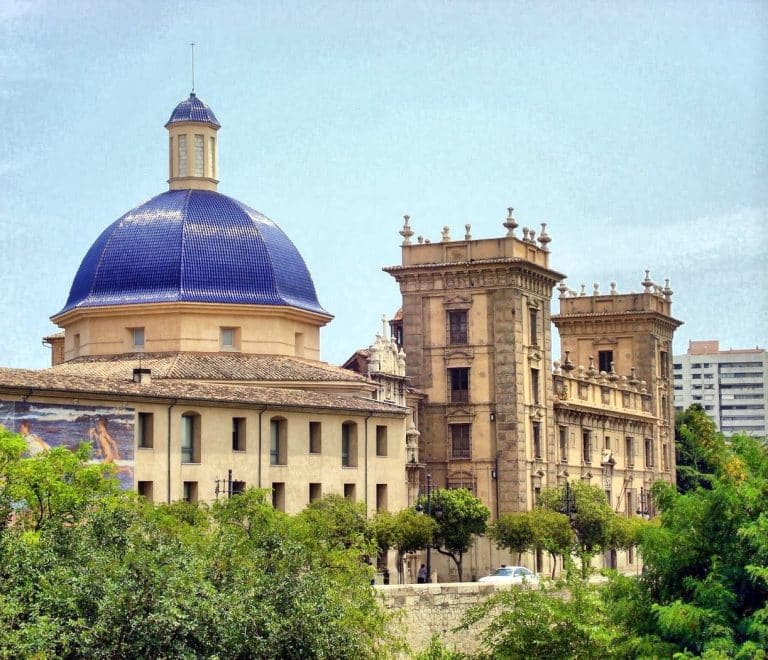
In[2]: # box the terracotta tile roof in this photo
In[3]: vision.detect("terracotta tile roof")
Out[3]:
[48,352,368,383]
[42,331,65,341]
[0,367,404,415]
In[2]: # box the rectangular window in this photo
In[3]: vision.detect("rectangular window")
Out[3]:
[209,137,216,178]
[341,422,358,467]
[598,350,613,374]
[376,425,388,457]
[660,351,669,378]
[532,422,542,459]
[137,412,154,449]
[137,481,153,501]
[272,482,285,511]
[530,368,540,404]
[376,484,388,512]
[662,442,670,470]
[625,437,635,467]
[183,481,198,502]
[178,135,187,177]
[344,483,356,501]
[582,429,592,464]
[309,421,322,454]
[449,368,469,403]
[294,332,304,357]
[73,333,81,356]
[220,327,239,351]
[604,435,611,450]
[194,134,204,176]
[270,419,287,465]
[644,437,654,467]
[559,426,568,462]
[181,414,200,463]
[451,424,471,459]
[232,417,246,452]
[529,307,539,346]
[448,310,468,345]
[131,327,145,349]
[625,489,635,518]
[231,480,246,496]
[309,482,322,503]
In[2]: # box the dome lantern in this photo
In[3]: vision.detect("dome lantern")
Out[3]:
[165,93,221,192]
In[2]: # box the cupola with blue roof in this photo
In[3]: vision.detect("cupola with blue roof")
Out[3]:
[52,92,331,362]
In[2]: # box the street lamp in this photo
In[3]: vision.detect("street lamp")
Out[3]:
[415,474,443,583]
[561,481,577,521]
[636,487,651,518]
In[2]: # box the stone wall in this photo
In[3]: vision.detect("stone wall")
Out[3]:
[376,582,499,656]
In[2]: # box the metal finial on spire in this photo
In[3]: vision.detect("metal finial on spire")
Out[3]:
[190,42,196,93]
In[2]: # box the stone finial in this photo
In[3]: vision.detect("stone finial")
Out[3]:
[417,235,424,244]
[610,281,617,295]
[629,367,640,387]
[503,207,518,236]
[593,283,600,295]
[464,224,472,240]
[663,278,673,300]
[399,214,414,245]
[538,223,551,251]
[642,269,654,293]
[640,380,648,393]
[557,280,569,299]
[608,361,619,382]
[579,284,586,296]
[424,239,431,244]
[441,225,451,242]
[522,227,530,241]
[563,351,575,372]
[528,229,536,243]
[381,314,388,339]
[588,356,596,377]
[553,360,562,375]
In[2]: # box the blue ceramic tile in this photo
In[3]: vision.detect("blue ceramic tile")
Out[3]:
[59,190,328,316]
[165,93,220,128]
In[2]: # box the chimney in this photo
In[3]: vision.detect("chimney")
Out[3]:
[133,368,151,385]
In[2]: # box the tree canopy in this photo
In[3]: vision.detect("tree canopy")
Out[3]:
[419,488,489,582]
[0,428,394,658]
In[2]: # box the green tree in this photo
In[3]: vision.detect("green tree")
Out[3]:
[538,481,617,577]
[675,403,728,493]
[0,431,395,658]
[461,574,633,658]
[420,488,489,582]
[372,508,436,582]
[487,512,533,564]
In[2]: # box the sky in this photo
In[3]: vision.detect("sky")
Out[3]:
[1,0,766,369]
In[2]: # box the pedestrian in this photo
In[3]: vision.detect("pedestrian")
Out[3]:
[417,564,427,583]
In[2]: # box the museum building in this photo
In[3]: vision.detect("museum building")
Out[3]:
[0,92,411,516]
[0,90,682,580]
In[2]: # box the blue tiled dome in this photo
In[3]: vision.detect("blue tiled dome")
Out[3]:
[165,93,220,128]
[59,190,328,316]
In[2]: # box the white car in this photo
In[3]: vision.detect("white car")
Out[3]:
[478,566,540,586]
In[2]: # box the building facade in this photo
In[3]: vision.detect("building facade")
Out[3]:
[385,215,681,578]
[674,340,767,437]
[0,92,410,524]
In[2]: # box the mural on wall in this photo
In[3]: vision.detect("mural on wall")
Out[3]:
[0,402,135,489]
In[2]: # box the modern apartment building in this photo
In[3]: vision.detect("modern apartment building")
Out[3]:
[673,340,767,437]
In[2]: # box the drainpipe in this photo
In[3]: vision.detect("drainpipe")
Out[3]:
[166,400,177,503]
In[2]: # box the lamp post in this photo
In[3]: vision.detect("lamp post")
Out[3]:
[636,487,650,519]
[561,481,577,521]
[415,474,443,583]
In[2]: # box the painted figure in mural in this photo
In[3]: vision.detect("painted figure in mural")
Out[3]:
[88,416,121,462]
[19,421,50,456]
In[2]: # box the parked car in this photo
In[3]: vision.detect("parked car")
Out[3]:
[478,565,539,586]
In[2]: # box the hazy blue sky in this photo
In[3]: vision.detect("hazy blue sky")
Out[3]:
[1,0,766,369]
